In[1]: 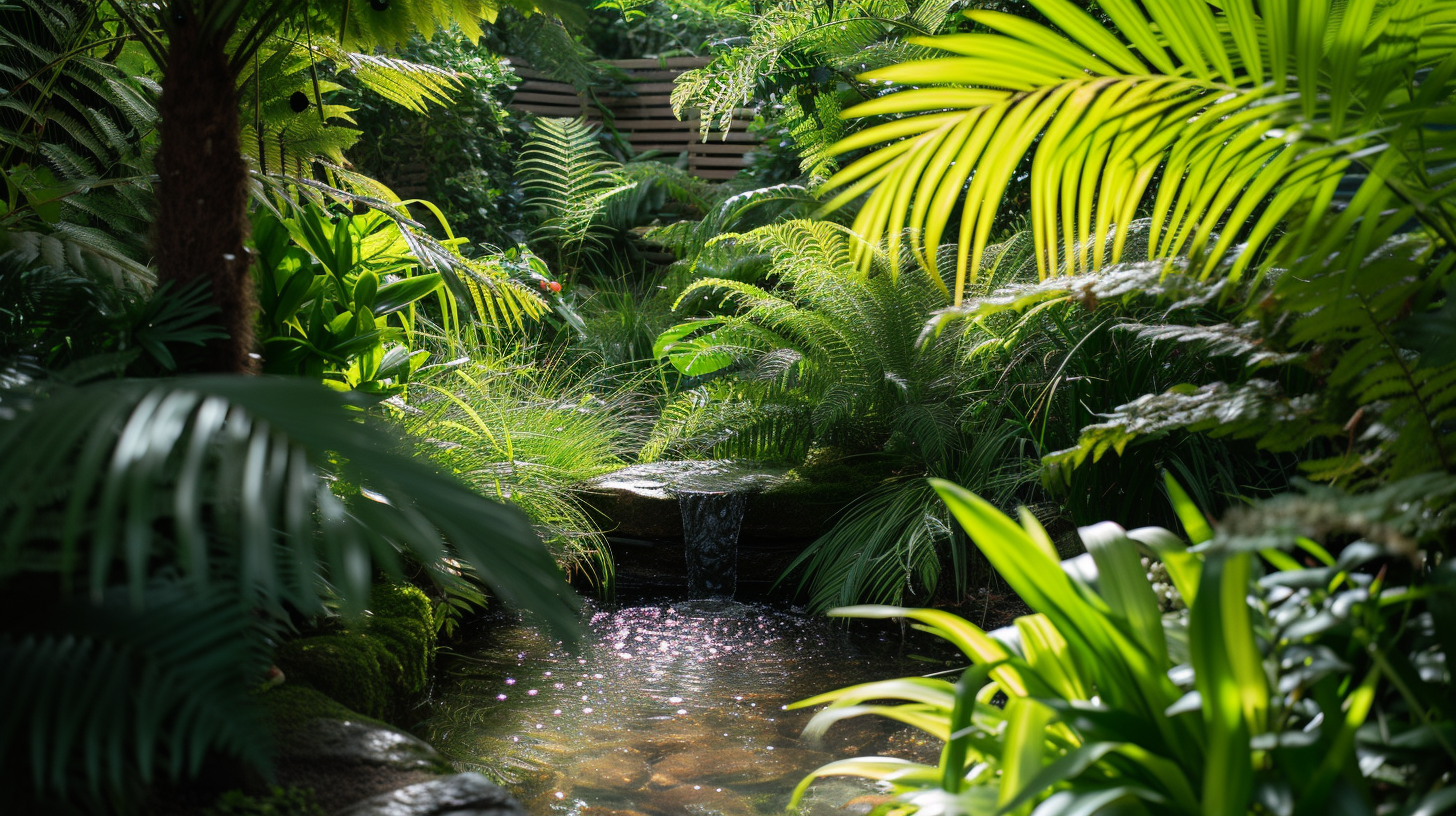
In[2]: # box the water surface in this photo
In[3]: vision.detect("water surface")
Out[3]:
[427,600,954,816]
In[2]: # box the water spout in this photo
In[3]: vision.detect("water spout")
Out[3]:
[678,491,746,597]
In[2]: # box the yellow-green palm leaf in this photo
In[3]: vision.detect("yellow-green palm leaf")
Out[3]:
[822,0,1456,303]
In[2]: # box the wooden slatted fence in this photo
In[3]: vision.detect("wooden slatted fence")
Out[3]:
[508,57,759,181]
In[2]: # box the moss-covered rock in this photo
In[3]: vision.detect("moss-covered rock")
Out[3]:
[273,634,394,719]
[271,581,438,722]
[365,583,435,699]
[256,685,383,739]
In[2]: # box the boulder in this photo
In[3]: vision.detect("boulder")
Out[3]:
[334,773,529,816]
[269,717,452,811]
[277,718,449,773]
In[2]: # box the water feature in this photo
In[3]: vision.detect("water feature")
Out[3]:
[679,492,747,597]
[426,600,957,816]
[588,462,792,597]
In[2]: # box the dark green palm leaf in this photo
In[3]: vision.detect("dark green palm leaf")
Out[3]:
[0,375,582,633]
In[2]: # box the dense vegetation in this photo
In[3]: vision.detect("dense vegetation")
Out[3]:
[1,0,1453,814]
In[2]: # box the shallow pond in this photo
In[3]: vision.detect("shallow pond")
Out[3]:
[426,599,958,816]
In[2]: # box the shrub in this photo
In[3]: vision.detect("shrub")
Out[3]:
[789,475,1456,815]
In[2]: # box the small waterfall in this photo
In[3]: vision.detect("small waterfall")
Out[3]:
[677,491,747,597]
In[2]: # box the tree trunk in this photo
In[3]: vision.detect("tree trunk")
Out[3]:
[154,13,256,373]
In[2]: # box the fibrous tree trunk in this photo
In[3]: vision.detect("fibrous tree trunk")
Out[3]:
[154,12,256,373]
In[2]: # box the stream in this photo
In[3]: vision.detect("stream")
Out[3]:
[425,599,957,816]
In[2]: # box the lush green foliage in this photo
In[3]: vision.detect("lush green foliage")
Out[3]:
[250,203,549,393]
[824,0,1456,299]
[670,0,962,180]
[339,29,526,246]
[1,587,273,804]
[791,476,1456,816]
[398,344,646,589]
[651,219,1290,608]
[1,0,161,286]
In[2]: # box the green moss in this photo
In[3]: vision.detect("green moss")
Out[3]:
[368,583,435,698]
[270,582,438,722]
[254,685,383,738]
[369,582,434,627]
[273,634,393,719]
[366,583,435,697]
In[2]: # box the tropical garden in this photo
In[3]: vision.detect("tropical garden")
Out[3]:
[1,0,1454,814]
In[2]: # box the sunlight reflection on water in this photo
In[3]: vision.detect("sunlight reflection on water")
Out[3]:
[426,599,951,816]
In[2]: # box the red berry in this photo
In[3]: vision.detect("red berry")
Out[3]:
[548,281,562,293]
[538,280,549,290]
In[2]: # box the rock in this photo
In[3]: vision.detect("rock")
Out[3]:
[649,746,828,786]
[335,773,528,816]
[640,784,756,816]
[572,748,652,791]
[843,794,896,815]
[277,718,448,773]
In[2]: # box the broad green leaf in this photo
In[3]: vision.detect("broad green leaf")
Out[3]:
[374,273,444,314]
[998,697,1054,814]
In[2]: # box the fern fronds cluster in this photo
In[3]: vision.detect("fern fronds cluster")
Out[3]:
[669,0,960,177]
[520,117,635,273]
[947,236,1456,490]
[400,344,650,588]
[1,0,159,287]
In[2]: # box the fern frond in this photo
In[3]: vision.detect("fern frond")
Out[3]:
[339,51,461,114]
[1042,380,1329,480]
[520,117,633,270]
[0,588,270,797]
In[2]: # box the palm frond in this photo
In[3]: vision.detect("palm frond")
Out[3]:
[0,376,582,632]
[823,0,1456,301]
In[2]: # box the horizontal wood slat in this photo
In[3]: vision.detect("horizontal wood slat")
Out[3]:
[688,143,757,154]
[508,56,759,182]
[513,91,586,105]
[611,56,711,69]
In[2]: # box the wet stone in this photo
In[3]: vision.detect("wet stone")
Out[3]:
[277,718,448,772]
[640,784,756,816]
[651,746,827,786]
[335,773,527,816]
